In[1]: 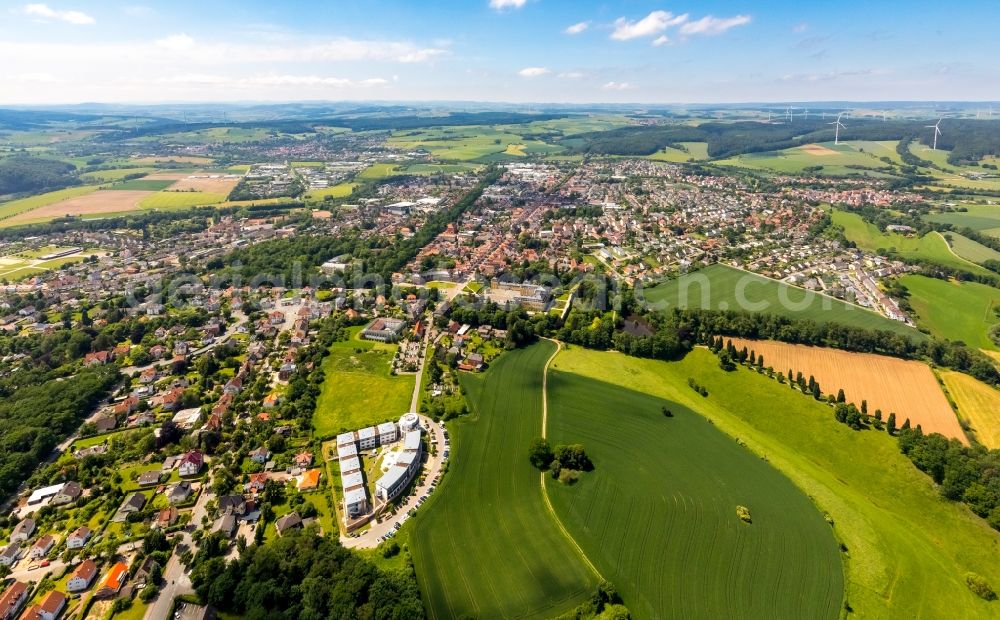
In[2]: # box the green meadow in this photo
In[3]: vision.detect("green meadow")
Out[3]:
[138,191,227,210]
[924,203,1000,237]
[0,185,98,220]
[831,209,992,275]
[546,368,843,620]
[312,327,414,437]
[409,342,597,620]
[713,141,897,176]
[946,232,1000,264]
[641,263,919,336]
[551,346,1000,619]
[900,274,1000,350]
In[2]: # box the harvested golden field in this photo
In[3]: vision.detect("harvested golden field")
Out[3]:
[142,172,188,181]
[801,143,839,156]
[168,173,241,194]
[132,155,214,164]
[4,190,153,224]
[939,370,1000,448]
[727,338,967,442]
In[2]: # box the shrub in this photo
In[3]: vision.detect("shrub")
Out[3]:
[965,573,997,601]
[558,469,580,485]
[736,505,752,523]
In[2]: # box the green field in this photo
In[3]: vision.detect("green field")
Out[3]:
[0,185,98,220]
[312,328,414,437]
[107,179,176,191]
[305,182,356,200]
[642,263,919,336]
[924,203,1000,236]
[900,274,1000,350]
[551,346,1000,619]
[387,125,564,162]
[410,342,597,619]
[546,369,843,620]
[946,232,1000,264]
[713,141,898,176]
[138,191,227,209]
[80,167,156,183]
[647,141,709,162]
[832,209,993,275]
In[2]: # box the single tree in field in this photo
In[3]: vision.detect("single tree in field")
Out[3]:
[861,400,868,415]
[662,406,673,417]
[901,418,911,431]
[811,383,821,400]
[836,389,846,403]
[875,409,882,421]
[528,438,554,470]
[787,369,794,383]
[887,412,897,434]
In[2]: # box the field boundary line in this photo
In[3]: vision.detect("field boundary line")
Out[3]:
[935,231,987,271]
[539,338,605,582]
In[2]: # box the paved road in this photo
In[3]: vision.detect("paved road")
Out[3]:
[120,312,247,376]
[407,325,431,412]
[339,415,447,550]
[144,482,213,620]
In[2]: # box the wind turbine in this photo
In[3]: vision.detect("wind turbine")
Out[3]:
[829,112,846,145]
[786,105,793,122]
[926,118,942,150]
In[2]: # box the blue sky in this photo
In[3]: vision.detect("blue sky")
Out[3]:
[0,0,997,104]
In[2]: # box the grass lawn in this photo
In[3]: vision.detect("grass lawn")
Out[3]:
[642,263,920,337]
[409,342,597,619]
[357,163,401,180]
[546,369,843,620]
[900,274,1000,350]
[832,209,993,275]
[551,345,1000,619]
[80,167,156,183]
[312,328,413,437]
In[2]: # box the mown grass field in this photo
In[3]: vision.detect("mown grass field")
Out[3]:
[551,346,1000,619]
[939,370,1000,449]
[312,327,413,437]
[79,167,156,183]
[546,369,843,620]
[832,209,992,275]
[409,342,597,620]
[900,274,1000,350]
[641,263,919,337]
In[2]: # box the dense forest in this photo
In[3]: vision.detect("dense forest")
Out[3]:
[189,529,425,619]
[0,155,79,195]
[567,119,1000,163]
[0,366,119,497]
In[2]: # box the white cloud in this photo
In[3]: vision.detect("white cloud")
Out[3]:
[611,11,687,41]
[159,74,389,88]
[678,15,752,36]
[601,81,632,91]
[489,0,526,10]
[652,35,670,47]
[558,71,585,79]
[564,21,589,35]
[22,3,94,25]
[518,66,550,77]
[155,34,196,52]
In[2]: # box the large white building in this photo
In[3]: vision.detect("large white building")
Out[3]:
[374,430,422,502]
[377,422,398,445]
